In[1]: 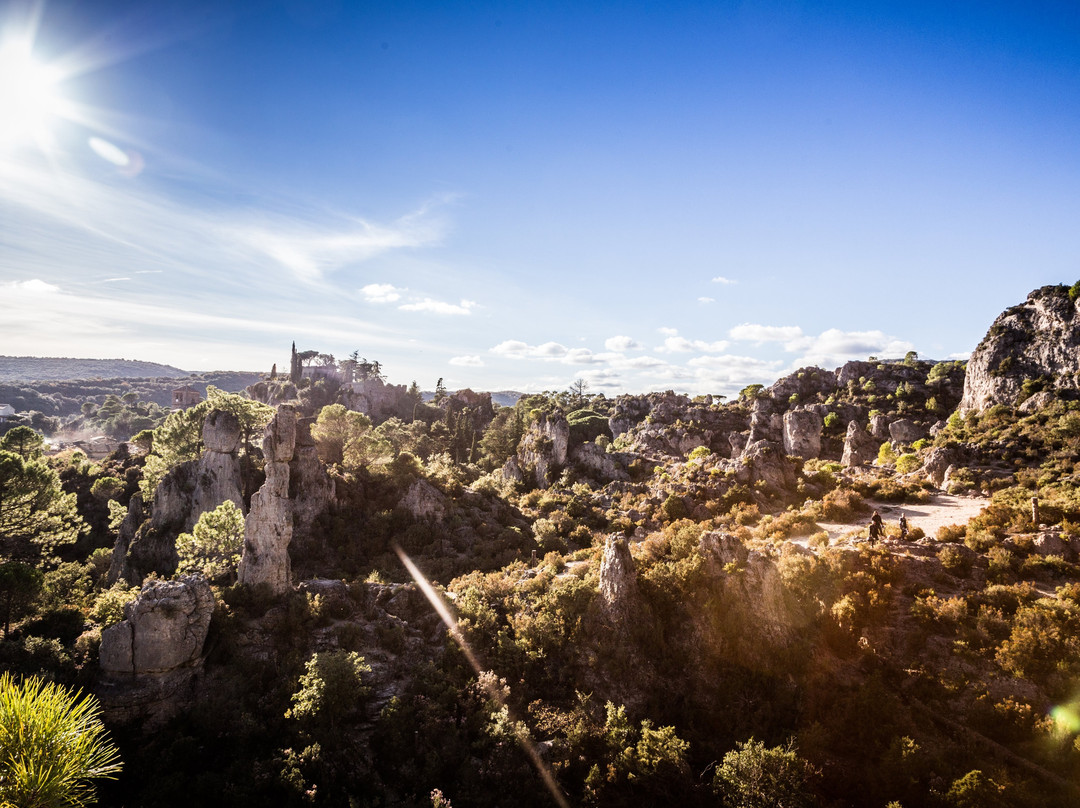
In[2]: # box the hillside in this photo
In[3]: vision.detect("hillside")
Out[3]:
[0,355,191,382]
[7,285,1080,808]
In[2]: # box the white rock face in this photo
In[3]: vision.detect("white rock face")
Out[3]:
[100,576,214,675]
[842,421,878,468]
[238,406,297,594]
[782,410,822,459]
[961,285,1080,413]
[190,409,244,525]
[401,479,448,522]
[516,412,570,486]
[598,535,638,624]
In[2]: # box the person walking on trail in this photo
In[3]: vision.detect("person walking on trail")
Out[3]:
[898,514,909,541]
[869,512,884,545]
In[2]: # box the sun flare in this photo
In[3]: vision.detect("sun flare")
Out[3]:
[0,37,67,149]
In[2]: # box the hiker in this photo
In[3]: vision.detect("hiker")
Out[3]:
[868,511,884,545]
[898,514,908,541]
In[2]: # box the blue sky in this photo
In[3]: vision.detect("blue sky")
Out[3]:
[1,0,1079,397]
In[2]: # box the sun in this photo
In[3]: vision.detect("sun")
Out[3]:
[0,36,68,150]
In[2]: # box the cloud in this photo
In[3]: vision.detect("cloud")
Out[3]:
[605,335,640,351]
[657,326,678,336]
[491,340,530,356]
[657,335,729,354]
[398,298,476,315]
[728,323,804,344]
[946,351,971,361]
[449,355,484,367]
[488,340,600,364]
[361,283,404,303]
[786,328,916,370]
[576,368,623,388]
[698,297,715,304]
[712,276,737,285]
[624,355,666,369]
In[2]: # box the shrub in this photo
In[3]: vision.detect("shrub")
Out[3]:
[938,545,971,577]
[876,442,897,466]
[712,738,817,808]
[895,454,921,474]
[937,523,967,543]
[687,445,710,462]
[821,488,867,521]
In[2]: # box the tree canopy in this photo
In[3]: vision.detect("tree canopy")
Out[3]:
[0,451,85,563]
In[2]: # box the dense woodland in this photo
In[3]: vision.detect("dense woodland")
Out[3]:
[5,319,1080,807]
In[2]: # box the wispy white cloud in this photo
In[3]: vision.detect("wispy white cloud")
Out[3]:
[449,355,484,367]
[729,323,804,344]
[656,329,729,354]
[605,335,640,351]
[657,326,678,336]
[398,298,476,315]
[712,276,737,285]
[698,296,715,304]
[489,340,600,364]
[361,283,405,303]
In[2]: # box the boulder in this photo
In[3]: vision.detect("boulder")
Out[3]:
[202,409,241,453]
[100,576,214,675]
[739,440,798,493]
[401,479,448,522]
[842,421,879,468]
[782,410,822,459]
[516,412,570,487]
[888,418,927,444]
[869,413,891,440]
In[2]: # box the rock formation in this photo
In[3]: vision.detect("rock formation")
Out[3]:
[338,377,413,422]
[189,409,244,526]
[124,407,246,582]
[598,534,638,625]
[238,406,296,594]
[108,493,143,585]
[288,416,335,542]
[506,412,570,487]
[782,410,822,459]
[842,421,879,467]
[400,479,448,522]
[961,284,1080,413]
[100,575,215,675]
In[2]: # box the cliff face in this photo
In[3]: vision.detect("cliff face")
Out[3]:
[961,285,1080,413]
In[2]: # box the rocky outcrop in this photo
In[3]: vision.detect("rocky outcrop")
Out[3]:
[108,493,143,585]
[697,531,799,667]
[124,408,246,583]
[598,535,638,625]
[735,440,798,494]
[961,285,1080,413]
[189,409,244,527]
[842,421,879,467]
[439,389,496,433]
[338,377,412,423]
[288,416,335,541]
[239,406,296,594]
[100,575,215,675]
[570,442,631,482]
[782,410,822,459]
[747,403,783,445]
[888,418,928,444]
[97,575,215,725]
[512,412,570,487]
[400,479,448,522]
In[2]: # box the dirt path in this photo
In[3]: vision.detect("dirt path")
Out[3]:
[816,493,990,545]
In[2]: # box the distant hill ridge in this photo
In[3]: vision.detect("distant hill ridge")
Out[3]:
[0,356,191,382]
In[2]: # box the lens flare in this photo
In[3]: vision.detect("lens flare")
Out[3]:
[393,545,570,808]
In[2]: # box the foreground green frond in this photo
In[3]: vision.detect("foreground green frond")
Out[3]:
[0,674,122,808]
